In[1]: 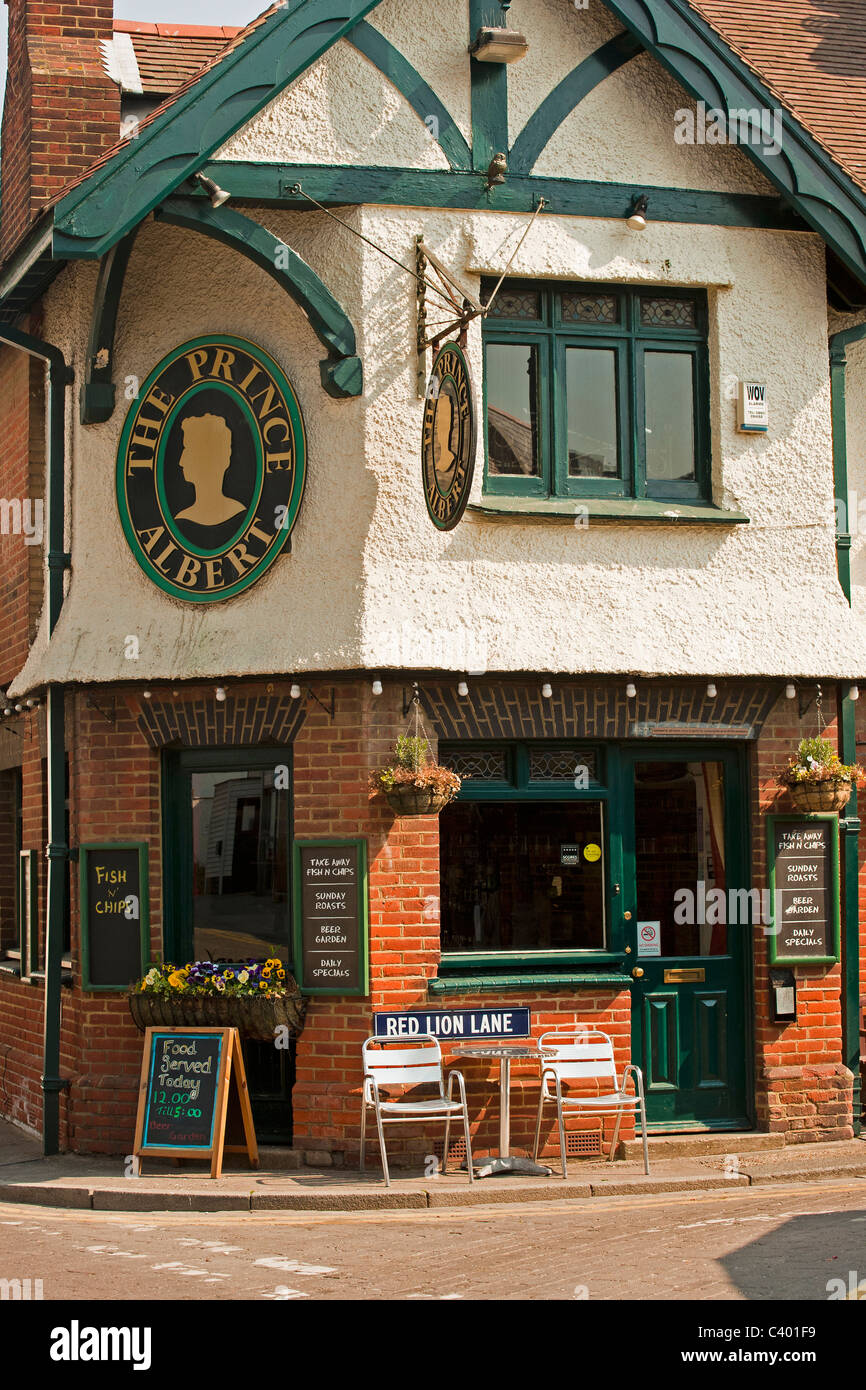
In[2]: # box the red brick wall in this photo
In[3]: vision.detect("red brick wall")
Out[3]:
[0,341,41,683]
[1,0,119,262]
[290,685,632,1163]
[751,690,852,1142]
[1,677,858,1157]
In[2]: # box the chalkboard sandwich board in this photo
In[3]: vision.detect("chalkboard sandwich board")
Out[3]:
[133,1027,258,1178]
[293,838,370,996]
[767,814,840,966]
[80,842,149,991]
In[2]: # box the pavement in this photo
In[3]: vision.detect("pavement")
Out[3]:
[1,1118,864,1212]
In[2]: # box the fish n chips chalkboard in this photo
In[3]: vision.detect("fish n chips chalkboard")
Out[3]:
[767,815,840,965]
[133,1027,258,1178]
[293,838,369,995]
[80,842,149,991]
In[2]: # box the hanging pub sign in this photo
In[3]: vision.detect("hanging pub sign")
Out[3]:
[293,838,370,995]
[80,841,149,991]
[421,341,476,530]
[767,815,840,965]
[117,336,306,602]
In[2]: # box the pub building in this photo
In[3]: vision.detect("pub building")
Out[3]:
[1,0,865,1166]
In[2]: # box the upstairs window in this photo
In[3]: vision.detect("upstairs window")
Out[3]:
[482,282,710,502]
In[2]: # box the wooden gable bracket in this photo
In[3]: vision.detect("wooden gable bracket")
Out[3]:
[80,228,139,424]
[80,195,362,424]
[154,198,362,399]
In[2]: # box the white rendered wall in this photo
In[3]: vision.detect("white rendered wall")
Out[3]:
[11,0,866,690]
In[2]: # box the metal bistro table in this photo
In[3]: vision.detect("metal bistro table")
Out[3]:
[453,1043,552,1178]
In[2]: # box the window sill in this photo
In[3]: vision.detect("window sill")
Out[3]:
[469,497,749,525]
[428,971,631,994]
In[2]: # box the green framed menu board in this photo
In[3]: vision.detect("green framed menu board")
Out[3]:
[80,842,149,991]
[293,838,369,995]
[767,815,840,965]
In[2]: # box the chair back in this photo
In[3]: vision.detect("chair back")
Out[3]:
[538,1029,619,1089]
[362,1036,445,1093]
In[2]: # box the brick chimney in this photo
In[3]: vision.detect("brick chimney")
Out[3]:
[1,1,121,263]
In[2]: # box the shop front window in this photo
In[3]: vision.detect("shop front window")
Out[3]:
[439,742,606,956]
[191,767,289,964]
[440,800,606,952]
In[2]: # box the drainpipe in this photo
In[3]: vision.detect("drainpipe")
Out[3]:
[0,323,73,1156]
[829,322,866,1136]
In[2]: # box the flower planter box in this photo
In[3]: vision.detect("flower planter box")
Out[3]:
[128,984,307,1041]
[785,780,852,814]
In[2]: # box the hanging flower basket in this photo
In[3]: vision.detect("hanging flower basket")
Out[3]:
[785,780,853,814]
[778,735,865,816]
[128,959,307,1041]
[371,731,461,818]
[383,785,455,817]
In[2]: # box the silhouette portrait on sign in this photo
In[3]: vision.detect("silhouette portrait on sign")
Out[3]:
[432,379,460,491]
[175,414,245,527]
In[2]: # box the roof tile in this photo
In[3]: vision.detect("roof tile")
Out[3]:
[687,0,866,193]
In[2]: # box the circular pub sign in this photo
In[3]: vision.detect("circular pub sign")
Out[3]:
[421,341,476,531]
[116,336,306,602]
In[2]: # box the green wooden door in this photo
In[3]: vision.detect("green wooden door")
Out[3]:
[622,746,751,1130]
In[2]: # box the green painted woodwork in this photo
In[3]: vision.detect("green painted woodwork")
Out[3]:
[428,971,630,994]
[622,744,752,1128]
[767,814,841,967]
[79,842,149,992]
[198,162,803,229]
[829,322,866,601]
[154,198,362,398]
[31,0,866,291]
[481,282,711,503]
[52,0,387,258]
[839,695,861,1135]
[509,31,642,175]
[346,21,472,171]
[80,230,138,424]
[467,496,748,523]
[470,0,509,173]
[602,0,866,288]
[292,837,370,997]
[440,951,626,972]
[829,327,863,1133]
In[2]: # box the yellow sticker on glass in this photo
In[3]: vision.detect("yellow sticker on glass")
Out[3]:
[583,843,602,863]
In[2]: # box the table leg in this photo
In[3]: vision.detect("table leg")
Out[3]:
[472,1054,552,1179]
[500,1054,511,1157]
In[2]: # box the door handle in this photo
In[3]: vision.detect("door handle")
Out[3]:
[631,967,644,978]
[623,911,632,920]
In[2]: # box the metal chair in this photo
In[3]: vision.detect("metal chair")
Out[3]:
[360,1035,474,1187]
[533,1028,649,1177]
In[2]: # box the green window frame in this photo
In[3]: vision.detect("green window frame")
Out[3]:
[481,281,710,502]
[438,740,625,972]
[162,747,294,968]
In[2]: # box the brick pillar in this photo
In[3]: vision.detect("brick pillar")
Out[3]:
[1,0,120,262]
[753,690,853,1141]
